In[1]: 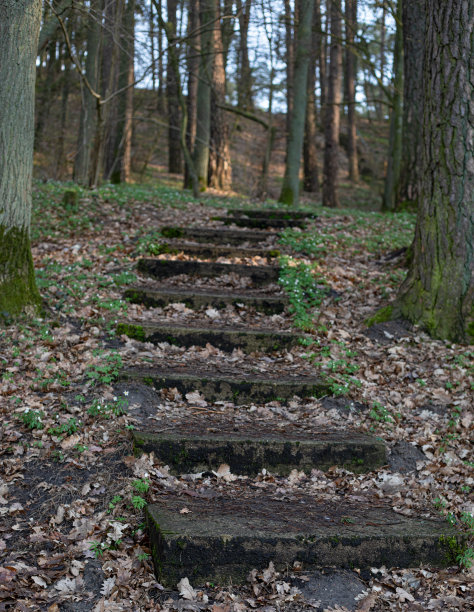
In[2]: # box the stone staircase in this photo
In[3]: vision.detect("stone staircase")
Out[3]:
[119,208,459,587]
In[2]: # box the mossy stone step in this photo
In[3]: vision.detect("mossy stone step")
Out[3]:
[147,243,282,259]
[137,258,280,284]
[116,321,302,353]
[124,286,287,314]
[161,227,275,244]
[147,491,461,586]
[133,430,386,475]
[214,216,307,229]
[120,368,331,404]
[227,208,316,220]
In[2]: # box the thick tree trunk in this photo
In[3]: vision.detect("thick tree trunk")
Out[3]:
[284,0,294,140]
[397,0,425,207]
[167,0,182,173]
[382,0,403,211]
[396,0,473,343]
[322,0,342,208]
[279,0,315,205]
[192,0,216,190]
[208,3,232,190]
[0,0,42,319]
[73,0,101,185]
[184,0,200,188]
[345,0,359,182]
[303,0,320,193]
[221,0,235,68]
[236,0,253,110]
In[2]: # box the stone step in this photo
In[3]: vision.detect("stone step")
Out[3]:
[227,208,316,220]
[137,258,280,284]
[133,430,386,475]
[146,490,461,586]
[116,321,302,353]
[124,286,287,314]
[213,216,307,229]
[120,367,331,404]
[147,242,282,259]
[161,227,275,244]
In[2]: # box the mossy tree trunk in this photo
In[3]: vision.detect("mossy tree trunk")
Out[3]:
[397,0,425,208]
[322,0,342,208]
[396,0,473,343]
[382,0,403,212]
[279,0,315,205]
[0,0,42,319]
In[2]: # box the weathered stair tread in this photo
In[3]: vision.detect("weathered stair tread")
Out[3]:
[214,216,307,229]
[161,227,276,244]
[124,286,287,314]
[133,429,386,474]
[137,258,280,283]
[227,208,316,220]
[116,320,302,352]
[147,491,460,585]
[120,367,331,403]
[150,243,282,259]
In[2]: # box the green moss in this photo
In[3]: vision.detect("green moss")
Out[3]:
[161,226,184,239]
[142,377,154,387]
[365,305,394,327]
[62,189,79,211]
[0,226,42,321]
[439,535,467,565]
[267,249,281,258]
[116,322,146,341]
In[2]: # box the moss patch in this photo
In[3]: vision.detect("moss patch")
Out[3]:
[365,305,394,327]
[116,322,146,342]
[0,225,42,321]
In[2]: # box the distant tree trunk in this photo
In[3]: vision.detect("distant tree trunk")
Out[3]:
[73,0,102,186]
[55,52,71,180]
[382,0,403,211]
[0,0,42,319]
[35,40,59,151]
[377,0,386,120]
[236,0,253,110]
[184,0,200,188]
[109,0,135,183]
[150,0,157,91]
[279,0,315,205]
[397,0,425,207]
[345,0,359,182]
[322,0,342,208]
[167,0,182,173]
[221,0,235,68]
[303,0,320,193]
[317,0,327,121]
[284,0,294,140]
[395,0,473,343]
[208,3,232,190]
[192,0,216,190]
[157,0,165,111]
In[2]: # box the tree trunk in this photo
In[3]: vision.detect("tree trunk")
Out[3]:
[377,0,386,120]
[192,0,216,190]
[157,0,165,111]
[382,0,403,212]
[221,0,235,68]
[284,0,294,140]
[322,0,342,208]
[73,0,101,186]
[208,2,232,190]
[279,0,315,205]
[303,0,320,193]
[395,0,473,343]
[397,0,425,207]
[0,0,42,319]
[345,0,359,182]
[150,0,157,91]
[184,0,200,188]
[167,0,182,173]
[54,50,71,180]
[236,0,253,110]
[317,0,327,121]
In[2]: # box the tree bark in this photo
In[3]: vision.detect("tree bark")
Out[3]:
[54,49,71,180]
[303,0,320,193]
[167,0,182,173]
[0,0,42,319]
[192,0,216,190]
[397,0,425,207]
[279,0,315,205]
[208,2,232,190]
[396,0,473,343]
[345,0,359,182]
[377,0,386,120]
[73,0,102,185]
[322,0,342,208]
[317,0,327,121]
[284,0,294,140]
[236,0,253,110]
[184,0,200,188]
[382,0,403,211]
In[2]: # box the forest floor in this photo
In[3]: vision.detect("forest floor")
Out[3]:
[0,180,473,611]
